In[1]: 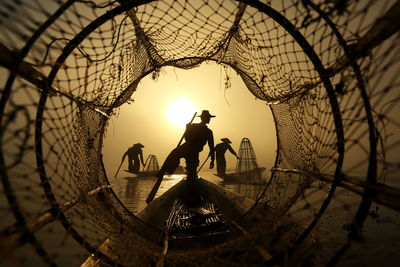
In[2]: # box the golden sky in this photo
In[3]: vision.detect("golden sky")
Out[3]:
[102,62,277,178]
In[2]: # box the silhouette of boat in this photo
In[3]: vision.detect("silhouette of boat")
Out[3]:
[138,177,254,231]
[82,177,259,265]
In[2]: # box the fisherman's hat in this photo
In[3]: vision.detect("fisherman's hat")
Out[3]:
[198,110,216,119]
[134,143,144,148]
[221,138,232,143]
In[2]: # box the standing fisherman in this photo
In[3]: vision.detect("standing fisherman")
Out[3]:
[215,138,238,177]
[120,143,145,174]
[146,110,216,203]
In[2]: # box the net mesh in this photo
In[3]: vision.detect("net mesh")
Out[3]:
[235,137,263,182]
[0,0,399,265]
[143,154,159,173]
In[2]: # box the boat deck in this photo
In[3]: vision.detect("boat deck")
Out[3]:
[136,177,256,249]
[163,181,233,249]
[81,177,257,265]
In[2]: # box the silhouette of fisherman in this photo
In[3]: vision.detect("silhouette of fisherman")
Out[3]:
[146,110,216,204]
[215,138,238,177]
[121,143,145,174]
[156,110,216,181]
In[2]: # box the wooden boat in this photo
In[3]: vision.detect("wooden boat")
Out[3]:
[137,177,255,246]
[81,177,259,266]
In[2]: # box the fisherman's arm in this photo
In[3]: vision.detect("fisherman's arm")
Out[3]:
[228,145,239,159]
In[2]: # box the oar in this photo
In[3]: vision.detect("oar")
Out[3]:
[146,112,197,204]
[114,158,124,178]
[197,154,210,174]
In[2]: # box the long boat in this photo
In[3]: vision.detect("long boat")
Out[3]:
[137,177,255,236]
[81,177,258,265]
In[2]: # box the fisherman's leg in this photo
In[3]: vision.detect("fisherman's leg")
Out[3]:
[216,155,224,176]
[185,153,199,182]
[156,146,183,178]
[132,159,141,174]
[216,160,222,176]
[183,153,201,207]
[220,158,227,176]
[128,160,135,173]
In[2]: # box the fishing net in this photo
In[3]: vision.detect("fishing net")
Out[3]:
[1,0,399,265]
[143,154,160,173]
[234,137,263,182]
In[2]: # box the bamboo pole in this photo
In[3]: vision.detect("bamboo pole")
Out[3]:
[272,167,400,212]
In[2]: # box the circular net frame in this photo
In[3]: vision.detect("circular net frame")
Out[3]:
[0,0,399,266]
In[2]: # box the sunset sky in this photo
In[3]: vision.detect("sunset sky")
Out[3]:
[102,62,277,179]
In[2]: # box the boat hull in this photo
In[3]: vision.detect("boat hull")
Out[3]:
[137,177,255,231]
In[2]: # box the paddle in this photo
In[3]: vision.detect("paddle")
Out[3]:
[114,157,125,178]
[197,154,210,174]
[146,112,197,204]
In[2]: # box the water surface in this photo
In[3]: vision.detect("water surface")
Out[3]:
[110,170,267,214]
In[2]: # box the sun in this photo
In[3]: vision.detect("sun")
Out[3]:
[167,98,197,127]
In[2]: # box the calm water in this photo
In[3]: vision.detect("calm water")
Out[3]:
[110,170,267,214]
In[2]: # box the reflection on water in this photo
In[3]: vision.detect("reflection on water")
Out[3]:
[111,171,267,214]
